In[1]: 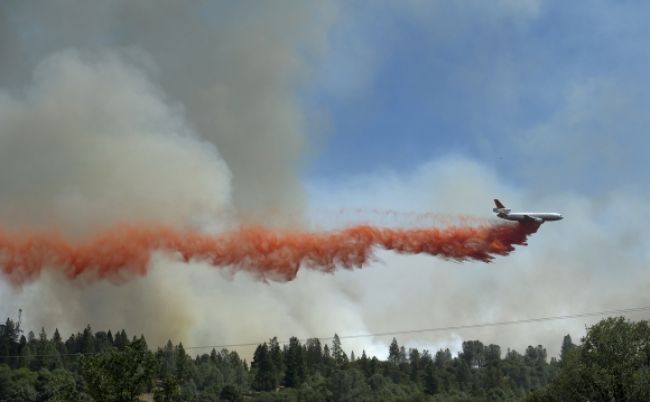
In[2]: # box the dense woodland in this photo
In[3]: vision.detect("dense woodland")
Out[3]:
[0,316,649,401]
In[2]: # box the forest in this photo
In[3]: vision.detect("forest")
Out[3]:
[0,315,649,401]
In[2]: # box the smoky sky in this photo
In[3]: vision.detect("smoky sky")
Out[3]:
[0,0,336,346]
[1,0,649,359]
[1,1,337,224]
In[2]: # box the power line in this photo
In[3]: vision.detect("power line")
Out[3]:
[1,305,649,359]
[185,305,650,350]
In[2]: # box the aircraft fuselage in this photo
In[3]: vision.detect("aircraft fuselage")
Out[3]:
[496,212,563,222]
[492,199,563,223]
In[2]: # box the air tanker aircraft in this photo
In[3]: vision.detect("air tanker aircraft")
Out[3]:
[493,199,563,223]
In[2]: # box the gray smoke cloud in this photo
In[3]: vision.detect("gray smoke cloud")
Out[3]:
[1,0,647,361]
[0,1,337,346]
[0,49,232,232]
[1,0,336,223]
[0,47,235,343]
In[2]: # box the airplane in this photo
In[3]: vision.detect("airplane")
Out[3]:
[492,199,563,223]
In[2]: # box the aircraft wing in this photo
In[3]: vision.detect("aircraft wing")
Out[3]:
[524,215,543,223]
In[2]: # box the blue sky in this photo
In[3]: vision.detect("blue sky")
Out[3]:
[305,0,650,195]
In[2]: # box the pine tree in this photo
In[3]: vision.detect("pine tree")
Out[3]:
[94,331,113,353]
[323,344,334,373]
[424,360,438,395]
[32,327,47,370]
[138,335,148,351]
[158,340,176,378]
[81,325,95,354]
[64,333,76,354]
[114,329,129,350]
[409,348,421,382]
[560,334,576,364]
[33,327,62,370]
[251,343,276,391]
[485,344,501,368]
[369,356,379,376]
[359,350,370,376]
[0,318,18,365]
[283,337,305,387]
[18,340,32,369]
[269,337,283,384]
[305,338,323,373]
[332,334,348,367]
[39,327,47,342]
[388,338,400,365]
[176,343,190,381]
[435,348,452,368]
[52,328,64,352]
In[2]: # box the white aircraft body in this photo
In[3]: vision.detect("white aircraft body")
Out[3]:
[492,199,563,223]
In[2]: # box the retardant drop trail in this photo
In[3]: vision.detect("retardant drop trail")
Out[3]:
[0,222,540,286]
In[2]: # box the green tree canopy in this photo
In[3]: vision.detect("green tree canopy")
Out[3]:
[80,338,157,402]
[528,317,650,401]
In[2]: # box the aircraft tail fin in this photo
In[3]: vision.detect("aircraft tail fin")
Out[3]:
[493,199,510,214]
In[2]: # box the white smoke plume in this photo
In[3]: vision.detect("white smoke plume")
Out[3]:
[305,157,650,357]
[0,49,232,233]
[0,1,336,346]
[1,0,648,362]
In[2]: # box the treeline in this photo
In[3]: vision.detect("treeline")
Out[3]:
[0,316,648,401]
[246,334,557,401]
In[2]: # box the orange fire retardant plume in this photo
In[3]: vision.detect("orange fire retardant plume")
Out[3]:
[0,222,540,286]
